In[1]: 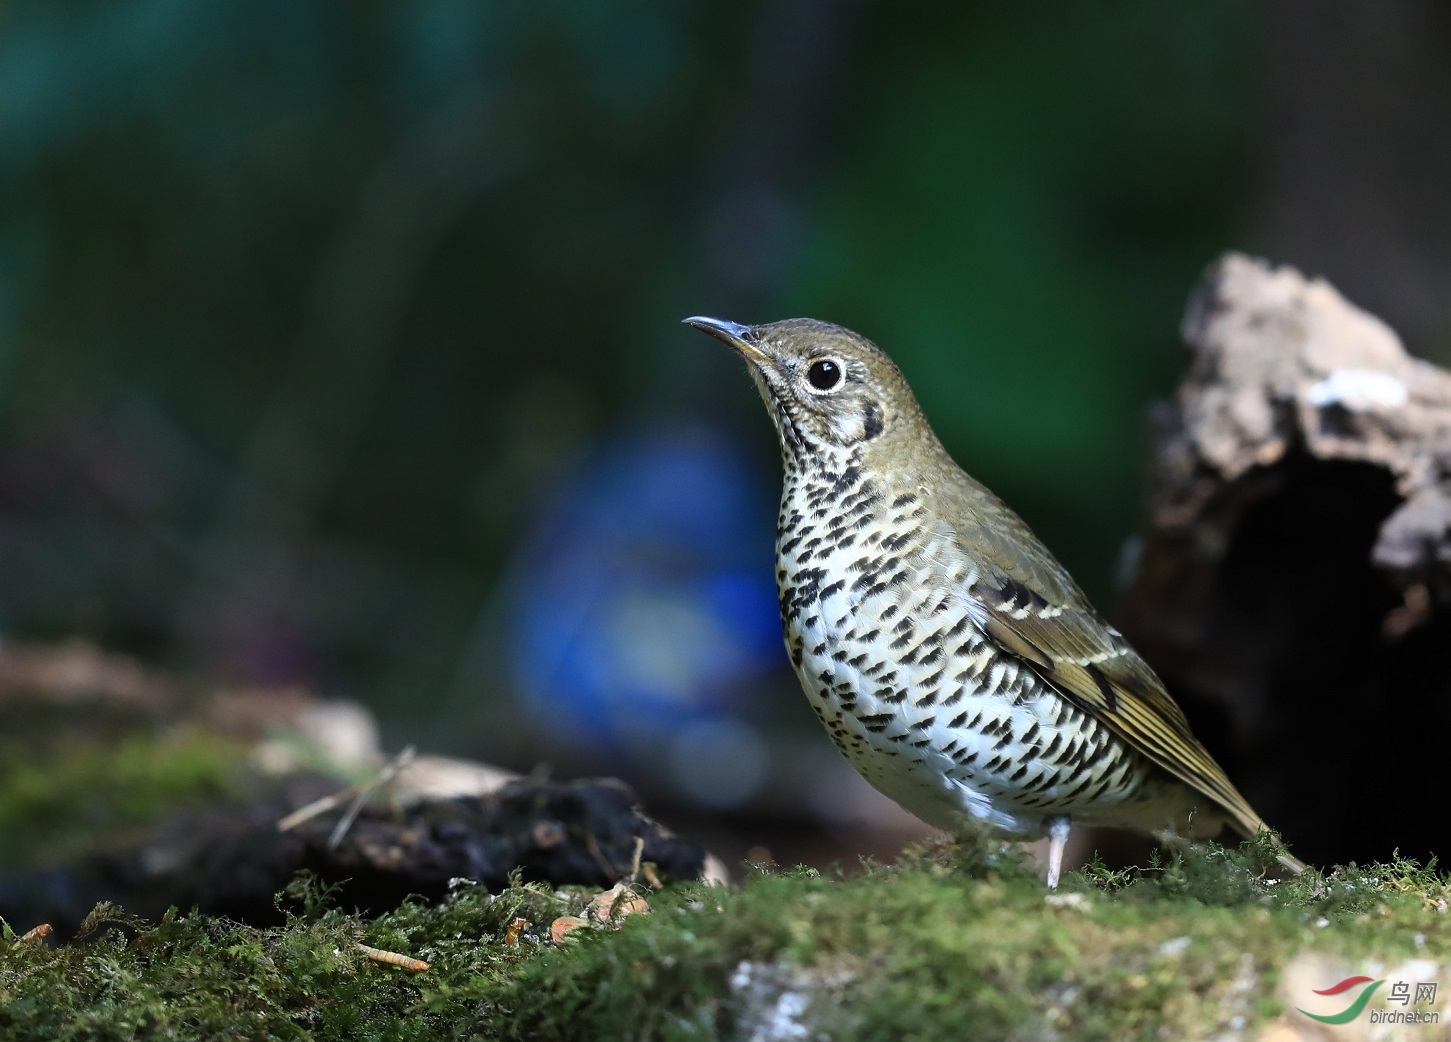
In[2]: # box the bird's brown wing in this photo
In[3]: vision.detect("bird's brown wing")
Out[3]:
[971,566,1269,840]
[922,512,1273,844]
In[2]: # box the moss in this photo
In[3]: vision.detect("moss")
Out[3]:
[0,728,252,868]
[0,876,575,1042]
[498,838,1450,1041]
[3,837,1446,1041]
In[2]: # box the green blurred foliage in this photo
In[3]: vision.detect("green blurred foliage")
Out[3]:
[0,1,1257,742]
[791,2,1253,576]
[0,728,247,867]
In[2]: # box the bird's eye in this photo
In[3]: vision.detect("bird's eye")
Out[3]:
[806,358,844,392]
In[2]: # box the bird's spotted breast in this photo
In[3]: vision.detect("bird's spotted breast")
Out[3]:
[774,450,1177,838]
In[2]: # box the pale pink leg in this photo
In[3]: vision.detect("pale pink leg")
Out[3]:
[1045,816,1071,889]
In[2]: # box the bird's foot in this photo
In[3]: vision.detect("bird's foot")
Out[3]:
[1045,816,1071,889]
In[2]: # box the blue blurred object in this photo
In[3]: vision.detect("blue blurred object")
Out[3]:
[507,427,784,804]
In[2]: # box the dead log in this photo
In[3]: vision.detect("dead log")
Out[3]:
[0,774,707,940]
[1119,253,1451,868]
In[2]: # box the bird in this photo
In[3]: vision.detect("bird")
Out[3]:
[684,315,1302,887]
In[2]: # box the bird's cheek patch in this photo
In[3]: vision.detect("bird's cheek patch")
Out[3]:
[862,402,884,440]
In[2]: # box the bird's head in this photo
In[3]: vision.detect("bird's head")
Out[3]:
[685,316,926,465]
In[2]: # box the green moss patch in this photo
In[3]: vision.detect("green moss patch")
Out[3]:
[0,729,252,868]
[3,839,1447,1041]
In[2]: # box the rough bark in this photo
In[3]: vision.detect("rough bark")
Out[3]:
[1119,253,1451,868]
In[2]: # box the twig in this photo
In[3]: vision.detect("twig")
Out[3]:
[583,832,618,880]
[277,787,358,833]
[328,746,415,850]
[275,745,416,845]
[628,835,644,882]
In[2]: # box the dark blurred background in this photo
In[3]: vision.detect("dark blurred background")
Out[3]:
[2,1,1449,867]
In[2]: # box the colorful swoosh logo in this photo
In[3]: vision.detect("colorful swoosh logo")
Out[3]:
[1297,977,1385,1024]
[1312,975,1377,996]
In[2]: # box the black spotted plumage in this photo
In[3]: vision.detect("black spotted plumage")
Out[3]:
[685,315,1303,884]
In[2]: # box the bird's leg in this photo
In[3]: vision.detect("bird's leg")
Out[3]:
[1045,816,1071,889]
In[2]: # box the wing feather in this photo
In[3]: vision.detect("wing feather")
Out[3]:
[977,586,1267,835]
[915,514,1275,844]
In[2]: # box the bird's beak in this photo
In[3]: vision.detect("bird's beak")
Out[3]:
[682,315,771,365]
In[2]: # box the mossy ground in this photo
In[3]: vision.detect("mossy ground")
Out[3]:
[2,728,1447,1039]
[0,727,259,869]
[3,835,1447,1041]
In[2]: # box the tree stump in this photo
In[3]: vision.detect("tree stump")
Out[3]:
[1119,253,1451,868]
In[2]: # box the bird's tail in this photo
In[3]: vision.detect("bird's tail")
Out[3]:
[1226,808,1306,876]
[1276,850,1308,875]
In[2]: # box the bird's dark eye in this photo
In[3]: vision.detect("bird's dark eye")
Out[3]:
[806,358,844,392]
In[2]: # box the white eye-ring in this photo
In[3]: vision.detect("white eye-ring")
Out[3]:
[804,357,845,393]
